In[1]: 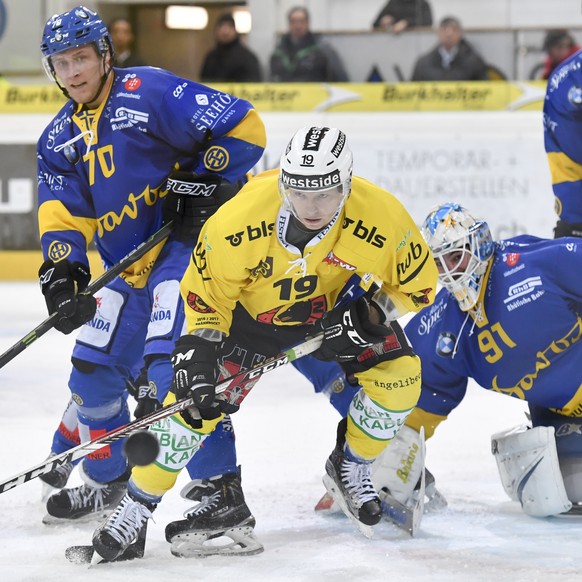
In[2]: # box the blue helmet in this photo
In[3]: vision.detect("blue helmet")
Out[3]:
[40,5,112,59]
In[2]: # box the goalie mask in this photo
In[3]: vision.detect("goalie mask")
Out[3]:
[279,127,353,230]
[421,202,494,311]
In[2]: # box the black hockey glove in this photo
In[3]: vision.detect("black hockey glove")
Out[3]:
[127,367,161,419]
[38,259,97,335]
[163,171,238,242]
[171,335,221,428]
[554,220,582,239]
[314,297,390,362]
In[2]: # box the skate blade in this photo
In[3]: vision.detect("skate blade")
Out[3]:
[170,525,264,558]
[42,509,113,526]
[322,474,374,539]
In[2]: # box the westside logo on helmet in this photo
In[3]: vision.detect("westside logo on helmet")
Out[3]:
[280,169,341,190]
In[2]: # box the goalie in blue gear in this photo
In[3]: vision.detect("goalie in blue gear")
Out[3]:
[372,202,582,520]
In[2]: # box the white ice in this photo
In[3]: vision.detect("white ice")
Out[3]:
[0,282,580,582]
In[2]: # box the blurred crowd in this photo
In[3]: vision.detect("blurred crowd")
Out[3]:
[92,4,582,84]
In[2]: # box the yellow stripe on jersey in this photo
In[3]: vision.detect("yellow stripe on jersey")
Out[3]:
[225,108,267,148]
[547,151,582,184]
[38,199,98,250]
[404,407,447,439]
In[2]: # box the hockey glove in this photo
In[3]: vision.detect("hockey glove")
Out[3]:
[171,335,221,428]
[163,171,238,242]
[554,220,582,239]
[314,297,390,362]
[38,259,97,335]
[127,367,161,419]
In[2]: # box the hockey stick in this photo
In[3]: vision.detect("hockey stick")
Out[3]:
[0,221,174,371]
[0,333,323,495]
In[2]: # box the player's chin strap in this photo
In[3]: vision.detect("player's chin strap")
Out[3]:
[0,333,323,495]
[491,424,572,517]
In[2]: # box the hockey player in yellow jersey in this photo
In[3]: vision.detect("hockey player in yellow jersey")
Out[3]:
[91,126,438,560]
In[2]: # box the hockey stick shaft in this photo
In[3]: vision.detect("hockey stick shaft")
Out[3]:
[0,333,323,494]
[0,221,173,370]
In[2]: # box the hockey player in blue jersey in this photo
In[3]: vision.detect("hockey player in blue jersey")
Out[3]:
[543,46,582,238]
[36,5,266,524]
[372,202,582,518]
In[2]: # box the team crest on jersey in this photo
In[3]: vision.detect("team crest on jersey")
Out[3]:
[204,146,229,171]
[323,251,356,271]
[186,291,215,313]
[249,257,273,279]
[405,287,433,307]
[257,296,327,325]
[47,241,71,261]
[436,332,456,357]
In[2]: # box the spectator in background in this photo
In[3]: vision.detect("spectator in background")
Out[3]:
[270,6,349,82]
[372,0,433,33]
[541,30,580,80]
[200,13,262,82]
[109,18,145,68]
[411,16,488,81]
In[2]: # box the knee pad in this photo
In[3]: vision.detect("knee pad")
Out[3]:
[491,425,572,517]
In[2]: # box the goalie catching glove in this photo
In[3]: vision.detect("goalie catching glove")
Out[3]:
[163,171,238,242]
[171,335,222,428]
[314,296,391,362]
[38,259,97,335]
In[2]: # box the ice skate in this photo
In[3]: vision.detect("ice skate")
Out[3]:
[91,492,155,562]
[165,471,263,557]
[323,445,381,538]
[43,473,128,524]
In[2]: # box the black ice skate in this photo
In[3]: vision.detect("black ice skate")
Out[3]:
[43,473,128,524]
[92,493,156,563]
[165,471,263,557]
[323,445,382,538]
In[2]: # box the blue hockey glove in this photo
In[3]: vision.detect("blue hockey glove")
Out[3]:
[38,259,97,335]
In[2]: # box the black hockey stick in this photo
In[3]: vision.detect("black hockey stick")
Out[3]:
[0,333,323,495]
[0,221,173,371]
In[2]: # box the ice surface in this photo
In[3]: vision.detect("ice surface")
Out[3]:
[0,282,580,582]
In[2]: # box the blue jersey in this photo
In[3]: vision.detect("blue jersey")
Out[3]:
[543,49,582,223]
[37,66,266,287]
[404,235,582,435]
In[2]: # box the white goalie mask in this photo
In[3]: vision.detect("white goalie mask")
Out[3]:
[278,126,353,224]
[421,202,494,311]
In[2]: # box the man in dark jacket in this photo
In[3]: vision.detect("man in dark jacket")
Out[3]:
[200,13,262,82]
[372,0,433,33]
[411,16,488,81]
[270,6,348,82]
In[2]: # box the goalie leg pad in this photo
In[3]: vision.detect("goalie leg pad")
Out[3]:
[491,425,572,517]
[371,425,424,505]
